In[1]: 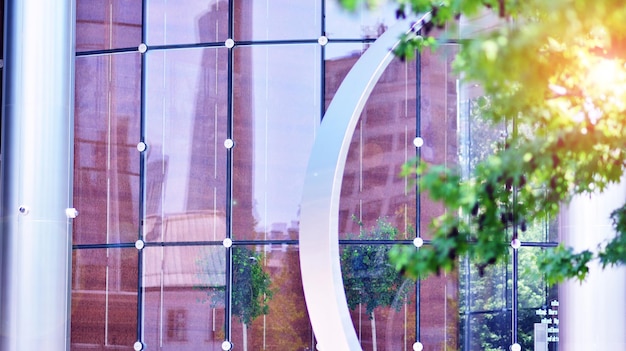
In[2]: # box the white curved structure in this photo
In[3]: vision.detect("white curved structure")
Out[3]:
[299,15,428,351]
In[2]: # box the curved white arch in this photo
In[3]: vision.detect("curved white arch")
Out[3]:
[299,15,429,351]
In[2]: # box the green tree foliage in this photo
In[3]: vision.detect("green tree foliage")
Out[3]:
[197,247,272,326]
[341,218,411,315]
[341,0,626,283]
[341,218,413,350]
[231,247,273,326]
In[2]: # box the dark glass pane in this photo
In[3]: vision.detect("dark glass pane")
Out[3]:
[143,245,226,349]
[458,87,505,177]
[229,245,314,350]
[76,0,142,52]
[518,204,559,243]
[518,248,550,309]
[144,47,228,242]
[74,53,141,245]
[460,311,510,351]
[71,248,138,349]
[339,243,417,350]
[146,0,228,45]
[463,260,508,313]
[234,0,320,41]
[232,45,320,240]
[324,1,399,40]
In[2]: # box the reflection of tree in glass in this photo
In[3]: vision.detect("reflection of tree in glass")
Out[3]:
[341,217,412,351]
[197,246,272,351]
[263,250,310,350]
[231,247,272,324]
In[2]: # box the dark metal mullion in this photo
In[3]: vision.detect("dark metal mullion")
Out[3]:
[136,0,149,346]
[462,306,541,317]
[67,237,554,251]
[320,0,326,123]
[338,239,416,245]
[73,242,137,250]
[412,44,423,345]
[76,47,140,56]
[133,38,335,54]
[512,248,519,345]
[223,0,235,345]
[463,78,472,351]
[511,110,519,347]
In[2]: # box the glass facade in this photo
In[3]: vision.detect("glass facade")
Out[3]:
[0,1,560,350]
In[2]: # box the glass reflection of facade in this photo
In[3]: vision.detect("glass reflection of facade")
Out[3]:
[1,2,560,351]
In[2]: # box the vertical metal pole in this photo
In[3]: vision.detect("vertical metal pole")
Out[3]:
[1,0,75,350]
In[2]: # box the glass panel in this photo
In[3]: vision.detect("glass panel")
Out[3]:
[419,44,459,240]
[229,245,314,350]
[518,248,553,309]
[461,311,510,351]
[234,0,320,41]
[232,44,320,240]
[74,53,141,245]
[325,0,400,40]
[463,260,508,313]
[518,203,560,243]
[458,88,505,178]
[143,245,226,349]
[459,256,514,350]
[71,248,138,349]
[420,273,459,350]
[76,0,142,52]
[518,302,559,351]
[144,47,228,242]
[340,243,417,350]
[335,56,418,239]
[146,0,228,46]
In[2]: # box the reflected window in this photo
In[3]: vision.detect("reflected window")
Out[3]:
[76,0,142,51]
[167,309,188,341]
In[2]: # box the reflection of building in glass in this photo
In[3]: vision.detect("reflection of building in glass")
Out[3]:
[1,1,581,351]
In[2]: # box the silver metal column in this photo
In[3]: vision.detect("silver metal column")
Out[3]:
[1,0,75,350]
[559,179,626,350]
